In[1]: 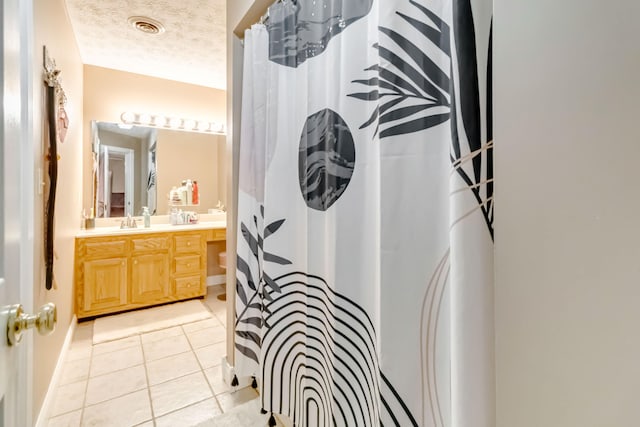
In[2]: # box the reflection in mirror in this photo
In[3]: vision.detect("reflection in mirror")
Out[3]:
[92,121,224,218]
[93,122,157,217]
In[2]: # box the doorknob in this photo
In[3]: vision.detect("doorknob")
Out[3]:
[6,303,57,346]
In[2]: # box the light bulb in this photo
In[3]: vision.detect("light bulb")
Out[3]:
[139,114,152,125]
[152,115,165,126]
[184,119,196,130]
[169,117,181,128]
[121,112,135,124]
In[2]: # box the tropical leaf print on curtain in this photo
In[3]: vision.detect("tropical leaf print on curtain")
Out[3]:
[349,0,494,238]
[235,206,292,364]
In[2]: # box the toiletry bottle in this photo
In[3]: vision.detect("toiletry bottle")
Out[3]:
[180,180,187,205]
[142,207,151,228]
[170,207,178,225]
[186,179,193,205]
[192,180,199,205]
[170,186,179,205]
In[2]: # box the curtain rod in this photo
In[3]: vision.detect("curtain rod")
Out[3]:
[233,0,294,39]
[258,0,295,25]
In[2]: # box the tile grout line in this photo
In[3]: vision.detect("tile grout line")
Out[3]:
[139,332,158,426]
[152,396,213,424]
[181,323,225,415]
[79,325,95,426]
[52,297,227,425]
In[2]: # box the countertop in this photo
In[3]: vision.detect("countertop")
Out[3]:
[76,220,226,238]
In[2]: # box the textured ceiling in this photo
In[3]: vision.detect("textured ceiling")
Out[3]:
[65,0,227,89]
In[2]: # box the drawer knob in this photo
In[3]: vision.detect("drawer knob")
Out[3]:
[187,242,191,246]
[187,263,191,268]
[134,260,138,265]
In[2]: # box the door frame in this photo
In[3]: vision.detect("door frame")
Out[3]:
[105,145,134,217]
[100,145,110,216]
[19,0,35,423]
[0,0,36,425]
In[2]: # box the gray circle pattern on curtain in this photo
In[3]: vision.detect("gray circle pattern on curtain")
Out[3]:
[299,109,356,211]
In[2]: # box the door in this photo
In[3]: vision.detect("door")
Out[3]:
[83,258,128,313]
[131,253,170,304]
[100,145,110,216]
[0,0,34,426]
[123,149,134,216]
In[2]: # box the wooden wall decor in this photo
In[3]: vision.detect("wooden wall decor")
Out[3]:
[43,46,67,290]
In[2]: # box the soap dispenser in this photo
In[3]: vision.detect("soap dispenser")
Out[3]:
[142,206,151,228]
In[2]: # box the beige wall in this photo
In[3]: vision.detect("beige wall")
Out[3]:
[32,0,84,419]
[494,0,640,425]
[156,130,225,214]
[83,65,227,215]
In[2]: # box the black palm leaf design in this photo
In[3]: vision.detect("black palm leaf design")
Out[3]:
[349,0,494,239]
[348,0,452,138]
[235,206,292,363]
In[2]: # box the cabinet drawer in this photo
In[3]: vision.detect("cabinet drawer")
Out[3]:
[174,234,202,253]
[174,276,203,297]
[174,255,200,275]
[84,240,127,258]
[132,236,170,252]
[207,228,226,241]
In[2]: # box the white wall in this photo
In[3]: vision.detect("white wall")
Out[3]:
[494,0,640,426]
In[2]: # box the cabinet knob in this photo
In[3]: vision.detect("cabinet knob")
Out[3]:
[121,261,125,266]
[134,260,138,265]
[187,242,191,246]
[187,263,191,268]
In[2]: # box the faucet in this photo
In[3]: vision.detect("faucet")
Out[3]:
[120,214,137,229]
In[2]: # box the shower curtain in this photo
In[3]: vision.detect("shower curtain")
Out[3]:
[235,0,493,426]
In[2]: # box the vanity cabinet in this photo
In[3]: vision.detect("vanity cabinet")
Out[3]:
[75,229,218,319]
[130,235,171,305]
[83,257,128,313]
[173,233,206,299]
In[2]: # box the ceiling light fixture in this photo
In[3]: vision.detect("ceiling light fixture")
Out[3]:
[128,16,165,35]
[120,112,226,135]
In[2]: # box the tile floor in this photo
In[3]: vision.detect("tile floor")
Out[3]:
[46,285,264,427]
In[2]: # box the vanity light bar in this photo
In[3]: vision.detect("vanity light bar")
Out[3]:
[120,112,226,134]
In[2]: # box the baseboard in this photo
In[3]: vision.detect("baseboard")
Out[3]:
[220,357,292,426]
[276,414,295,427]
[207,274,226,286]
[221,356,253,389]
[34,315,77,427]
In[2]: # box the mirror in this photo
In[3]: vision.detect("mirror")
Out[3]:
[92,121,225,217]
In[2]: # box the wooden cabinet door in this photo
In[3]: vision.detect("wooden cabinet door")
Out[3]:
[131,252,170,304]
[84,257,128,312]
